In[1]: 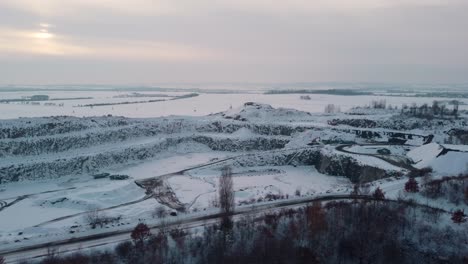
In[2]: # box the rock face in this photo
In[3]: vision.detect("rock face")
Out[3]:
[191,136,287,151]
[232,147,401,183]
[329,119,377,128]
[315,152,402,183]
[447,129,468,144]
[0,116,132,139]
[0,136,288,183]
[0,119,313,157]
[0,104,423,184]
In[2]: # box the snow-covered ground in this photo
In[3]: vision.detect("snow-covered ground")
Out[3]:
[407,143,468,175]
[344,145,411,156]
[0,91,467,256]
[1,90,468,119]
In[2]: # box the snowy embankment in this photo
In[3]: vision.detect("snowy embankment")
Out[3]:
[407,143,468,176]
[0,135,289,183]
[1,102,467,256]
[0,103,432,184]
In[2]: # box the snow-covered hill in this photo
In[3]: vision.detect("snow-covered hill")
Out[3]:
[408,143,468,175]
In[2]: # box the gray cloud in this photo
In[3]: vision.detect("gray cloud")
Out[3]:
[0,0,467,84]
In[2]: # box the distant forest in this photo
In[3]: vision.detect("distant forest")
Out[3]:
[265,89,373,96]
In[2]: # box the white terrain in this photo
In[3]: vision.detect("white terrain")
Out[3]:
[0,88,467,263]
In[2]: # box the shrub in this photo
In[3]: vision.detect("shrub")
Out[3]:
[131,223,152,247]
[153,206,168,219]
[405,178,419,193]
[324,104,340,114]
[372,187,385,200]
[115,241,134,260]
[451,210,467,224]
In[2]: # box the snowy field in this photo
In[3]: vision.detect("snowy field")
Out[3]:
[1,90,468,119]
[0,88,467,257]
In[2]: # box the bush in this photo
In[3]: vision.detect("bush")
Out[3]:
[421,175,468,204]
[131,223,152,247]
[451,210,467,224]
[115,241,134,260]
[324,104,341,114]
[295,188,301,197]
[371,100,387,109]
[372,187,385,200]
[405,178,419,193]
[153,206,168,219]
[84,208,120,229]
[408,167,433,178]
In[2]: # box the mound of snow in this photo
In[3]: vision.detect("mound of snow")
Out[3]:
[407,143,444,167]
[408,143,468,175]
[219,102,311,121]
[429,152,468,175]
[443,144,468,152]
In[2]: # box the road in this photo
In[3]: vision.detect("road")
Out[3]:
[0,187,77,212]
[27,143,415,227]
[134,146,320,211]
[0,142,443,263]
[335,143,416,171]
[1,194,447,263]
[5,146,319,229]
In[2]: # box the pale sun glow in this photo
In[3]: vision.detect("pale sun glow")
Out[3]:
[33,31,54,39]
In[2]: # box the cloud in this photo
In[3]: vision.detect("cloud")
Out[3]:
[0,0,467,84]
[0,27,91,56]
[0,0,182,17]
[2,0,465,18]
[84,40,221,61]
[0,26,220,62]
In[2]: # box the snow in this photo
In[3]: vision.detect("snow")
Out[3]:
[286,129,358,148]
[118,146,223,180]
[167,176,214,205]
[407,143,468,175]
[178,165,351,209]
[443,144,468,152]
[429,152,468,175]
[0,198,82,231]
[219,102,313,122]
[0,92,467,255]
[0,150,229,235]
[407,143,444,166]
[1,90,468,119]
[344,145,410,156]
[230,127,257,138]
[324,146,404,172]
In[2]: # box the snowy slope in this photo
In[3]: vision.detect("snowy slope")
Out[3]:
[407,143,444,166]
[407,143,468,175]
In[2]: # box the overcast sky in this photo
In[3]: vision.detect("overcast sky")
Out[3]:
[1,0,467,85]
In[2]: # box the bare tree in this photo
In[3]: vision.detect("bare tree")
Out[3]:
[453,100,459,117]
[131,223,152,248]
[219,166,234,230]
[432,100,440,115]
[84,206,107,228]
[372,187,385,200]
[324,104,341,114]
[44,246,60,262]
[371,99,386,109]
[153,205,168,219]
